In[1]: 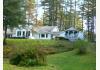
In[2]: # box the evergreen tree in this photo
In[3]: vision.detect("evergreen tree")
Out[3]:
[80,0,96,41]
[3,0,26,44]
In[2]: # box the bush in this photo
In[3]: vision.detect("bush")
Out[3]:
[78,47,87,54]
[52,41,74,52]
[73,40,89,54]
[3,46,15,58]
[9,47,47,66]
[10,53,22,65]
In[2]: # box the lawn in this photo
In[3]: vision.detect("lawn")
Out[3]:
[4,50,96,70]
[47,50,96,70]
[5,39,58,47]
[3,39,96,70]
[4,39,73,57]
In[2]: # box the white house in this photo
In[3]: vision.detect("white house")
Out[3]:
[77,31,84,40]
[30,26,59,39]
[5,25,84,41]
[59,27,84,41]
[6,25,32,38]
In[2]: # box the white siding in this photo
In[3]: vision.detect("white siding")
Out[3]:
[33,33,40,39]
[12,28,31,38]
[59,31,65,37]
[47,34,52,39]
[78,31,84,40]
[32,33,52,39]
[39,33,51,39]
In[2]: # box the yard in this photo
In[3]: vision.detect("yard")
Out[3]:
[3,39,96,70]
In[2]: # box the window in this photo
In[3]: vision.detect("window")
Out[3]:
[65,31,68,35]
[46,34,48,38]
[74,31,77,34]
[51,34,53,38]
[26,31,30,37]
[41,34,45,38]
[23,31,25,37]
[69,31,73,35]
[28,31,30,36]
[74,31,78,37]
[17,31,21,36]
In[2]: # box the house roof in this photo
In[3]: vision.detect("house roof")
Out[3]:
[32,26,58,33]
[66,27,77,31]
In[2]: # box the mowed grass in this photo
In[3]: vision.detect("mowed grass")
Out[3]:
[3,39,96,70]
[4,50,96,70]
[47,50,96,70]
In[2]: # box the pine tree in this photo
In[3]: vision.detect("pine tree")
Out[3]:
[80,0,96,41]
[3,0,26,45]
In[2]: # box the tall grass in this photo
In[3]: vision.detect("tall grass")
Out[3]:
[4,39,73,58]
[73,40,90,54]
[6,39,57,48]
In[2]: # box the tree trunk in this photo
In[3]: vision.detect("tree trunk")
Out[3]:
[3,25,7,45]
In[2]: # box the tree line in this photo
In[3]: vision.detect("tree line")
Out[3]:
[3,0,96,44]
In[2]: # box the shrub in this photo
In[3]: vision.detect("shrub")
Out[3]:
[9,47,47,66]
[73,40,89,54]
[78,47,87,54]
[35,48,47,65]
[52,41,74,52]
[3,46,15,58]
[10,53,22,65]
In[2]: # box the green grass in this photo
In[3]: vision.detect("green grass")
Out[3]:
[4,39,59,54]
[4,39,73,56]
[4,50,96,70]
[6,39,58,47]
[3,39,96,70]
[5,39,72,47]
[47,50,96,70]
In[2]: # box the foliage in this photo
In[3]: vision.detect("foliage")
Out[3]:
[9,47,47,66]
[4,39,73,57]
[73,40,89,54]
[10,52,22,65]
[3,46,15,58]
[4,49,96,70]
[73,40,89,48]
[79,0,96,41]
[26,0,36,25]
[80,0,96,18]
[54,40,74,52]
[4,39,57,48]
[3,0,26,44]
[3,0,26,28]
[41,0,83,30]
